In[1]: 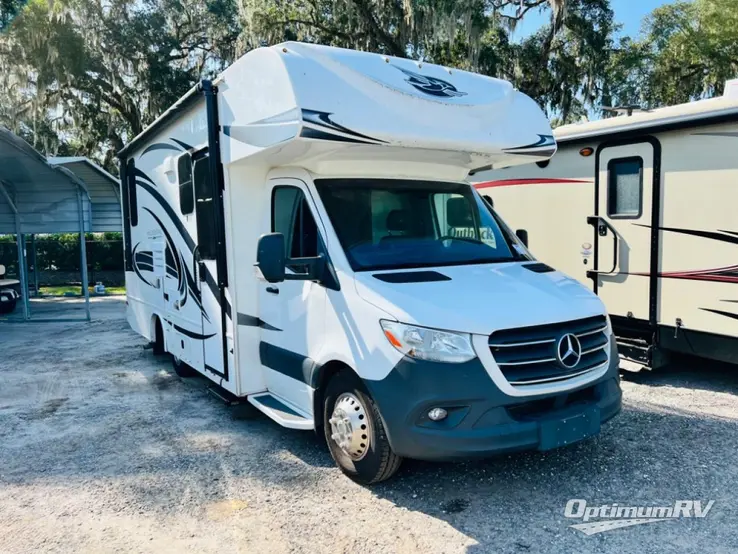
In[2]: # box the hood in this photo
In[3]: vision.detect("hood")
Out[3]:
[354,262,605,336]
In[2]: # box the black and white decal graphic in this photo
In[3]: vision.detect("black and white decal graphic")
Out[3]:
[394,66,467,98]
[138,138,194,158]
[503,134,557,157]
[300,109,387,144]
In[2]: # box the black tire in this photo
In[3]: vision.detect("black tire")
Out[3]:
[323,371,402,484]
[171,355,199,378]
[152,318,165,355]
[0,296,16,314]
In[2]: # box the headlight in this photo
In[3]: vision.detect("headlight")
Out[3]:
[380,320,476,363]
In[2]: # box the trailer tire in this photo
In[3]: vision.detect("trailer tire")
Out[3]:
[171,356,198,378]
[323,371,402,485]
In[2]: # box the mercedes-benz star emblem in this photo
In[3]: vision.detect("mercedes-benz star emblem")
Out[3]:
[557,333,582,369]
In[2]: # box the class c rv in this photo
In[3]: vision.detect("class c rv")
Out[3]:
[119,42,621,483]
[471,81,738,371]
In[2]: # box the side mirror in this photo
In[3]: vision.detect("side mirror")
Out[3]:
[256,233,286,283]
[482,195,494,209]
[515,229,529,248]
[0,264,5,277]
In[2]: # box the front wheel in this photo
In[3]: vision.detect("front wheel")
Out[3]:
[323,372,402,484]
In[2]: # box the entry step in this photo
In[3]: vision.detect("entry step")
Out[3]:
[248,393,313,430]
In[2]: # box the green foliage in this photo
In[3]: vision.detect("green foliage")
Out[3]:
[1,0,735,155]
[607,0,738,110]
[0,233,123,276]
[0,0,239,170]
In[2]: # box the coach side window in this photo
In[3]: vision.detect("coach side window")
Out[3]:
[607,157,643,218]
[178,153,194,215]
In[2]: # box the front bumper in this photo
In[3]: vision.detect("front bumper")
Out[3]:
[364,339,621,461]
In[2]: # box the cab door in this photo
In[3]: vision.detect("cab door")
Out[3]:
[589,141,658,324]
[258,179,327,414]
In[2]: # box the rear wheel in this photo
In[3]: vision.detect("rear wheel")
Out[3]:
[323,371,402,484]
[171,355,198,378]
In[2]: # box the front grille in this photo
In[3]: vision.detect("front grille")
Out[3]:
[489,315,609,386]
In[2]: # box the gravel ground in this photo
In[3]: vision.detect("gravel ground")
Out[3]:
[1,298,737,553]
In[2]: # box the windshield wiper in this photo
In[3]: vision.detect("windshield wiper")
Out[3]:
[439,236,485,245]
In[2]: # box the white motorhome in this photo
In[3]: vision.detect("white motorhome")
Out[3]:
[119,42,621,483]
[472,83,738,370]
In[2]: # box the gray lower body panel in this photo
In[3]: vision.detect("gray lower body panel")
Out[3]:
[364,339,621,461]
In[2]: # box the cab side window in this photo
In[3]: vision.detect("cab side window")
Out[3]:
[272,186,320,271]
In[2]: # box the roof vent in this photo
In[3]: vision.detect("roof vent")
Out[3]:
[723,79,738,98]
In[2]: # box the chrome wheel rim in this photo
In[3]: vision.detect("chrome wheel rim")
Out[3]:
[329,393,371,460]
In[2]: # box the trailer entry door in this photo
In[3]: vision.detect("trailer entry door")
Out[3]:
[591,141,658,326]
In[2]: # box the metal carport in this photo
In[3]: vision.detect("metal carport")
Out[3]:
[0,127,92,321]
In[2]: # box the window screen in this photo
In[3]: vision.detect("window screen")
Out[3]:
[607,158,643,218]
[178,153,194,215]
[193,156,217,260]
[126,159,138,227]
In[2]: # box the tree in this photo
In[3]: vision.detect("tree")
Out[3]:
[607,0,738,110]
[239,0,566,68]
[0,0,239,170]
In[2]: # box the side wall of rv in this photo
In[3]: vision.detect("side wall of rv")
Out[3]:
[120,98,240,393]
[474,121,738,354]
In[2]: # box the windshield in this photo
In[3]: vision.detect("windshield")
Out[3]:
[315,179,525,271]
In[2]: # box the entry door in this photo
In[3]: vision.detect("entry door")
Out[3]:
[593,142,656,322]
[258,179,327,414]
[191,153,227,378]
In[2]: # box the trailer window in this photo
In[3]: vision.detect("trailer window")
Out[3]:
[272,186,320,270]
[607,157,642,218]
[178,153,194,215]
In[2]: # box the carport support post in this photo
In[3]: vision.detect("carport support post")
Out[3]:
[77,189,90,321]
[29,234,38,297]
[0,179,29,320]
[16,232,29,320]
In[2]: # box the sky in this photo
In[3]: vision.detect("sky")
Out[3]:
[510,0,675,41]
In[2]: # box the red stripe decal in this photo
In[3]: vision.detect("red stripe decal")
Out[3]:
[473,178,592,189]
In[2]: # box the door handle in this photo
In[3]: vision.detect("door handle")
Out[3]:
[266,286,279,295]
[586,216,619,278]
[198,261,207,282]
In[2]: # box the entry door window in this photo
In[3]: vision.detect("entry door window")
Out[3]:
[607,157,643,218]
[272,186,320,272]
[193,156,217,260]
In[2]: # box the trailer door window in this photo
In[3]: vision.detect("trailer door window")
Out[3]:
[178,153,194,215]
[272,186,319,271]
[607,157,643,218]
[193,156,217,260]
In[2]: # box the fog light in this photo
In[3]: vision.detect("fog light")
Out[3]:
[428,408,448,421]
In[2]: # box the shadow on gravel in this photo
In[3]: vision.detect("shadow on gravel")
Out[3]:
[620,354,738,395]
[364,401,738,553]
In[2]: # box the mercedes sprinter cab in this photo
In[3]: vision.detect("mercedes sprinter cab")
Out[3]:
[119,41,622,484]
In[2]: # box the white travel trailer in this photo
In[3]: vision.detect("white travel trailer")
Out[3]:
[471,84,738,370]
[119,42,621,483]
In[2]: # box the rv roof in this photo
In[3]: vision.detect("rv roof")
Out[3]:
[555,94,738,144]
[121,42,557,174]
